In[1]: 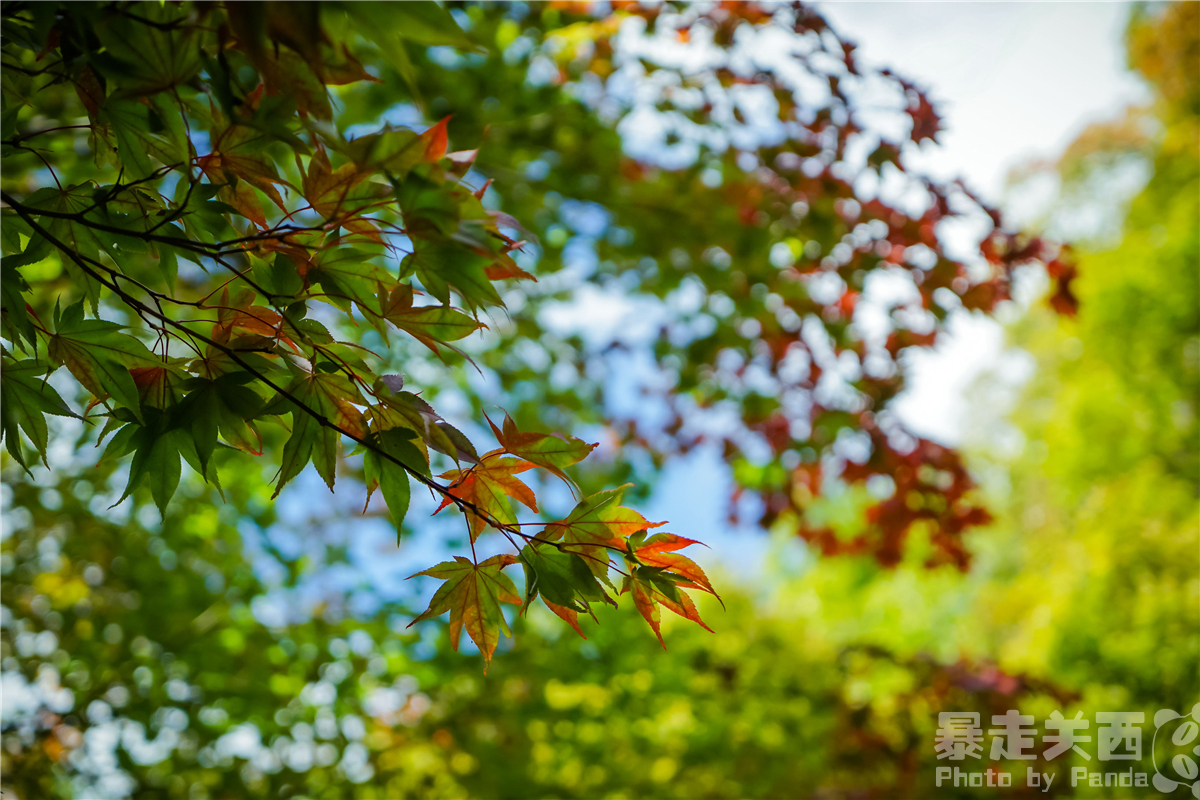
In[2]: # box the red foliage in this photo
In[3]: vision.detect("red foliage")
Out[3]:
[534,1,1075,570]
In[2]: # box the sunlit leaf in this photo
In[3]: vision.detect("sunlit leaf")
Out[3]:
[408,554,522,670]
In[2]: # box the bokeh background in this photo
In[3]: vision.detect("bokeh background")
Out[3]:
[2,2,1196,798]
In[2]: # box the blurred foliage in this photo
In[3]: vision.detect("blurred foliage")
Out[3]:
[2,2,1196,799]
[391,1,1071,568]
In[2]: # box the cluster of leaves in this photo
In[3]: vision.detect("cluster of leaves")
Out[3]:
[0,1,713,665]
[414,415,717,664]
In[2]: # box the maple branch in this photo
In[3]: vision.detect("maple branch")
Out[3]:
[2,196,222,253]
[2,193,323,264]
[0,195,294,305]
[77,162,185,217]
[7,197,628,564]
[145,171,201,234]
[7,142,63,190]
[0,56,66,78]
[1,125,91,146]
[110,6,188,32]
[1,188,392,418]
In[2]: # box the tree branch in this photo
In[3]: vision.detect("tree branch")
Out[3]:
[7,199,631,563]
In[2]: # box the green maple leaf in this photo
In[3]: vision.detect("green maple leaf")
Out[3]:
[368,383,479,465]
[341,118,451,176]
[271,370,366,496]
[0,354,78,471]
[90,3,203,97]
[361,426,429,535]
[25,186,107,311]
[408,554,522,670]
[518,538,615,640]
[376,282,483,353]
[178,374,265,474]
[106,97,187,180]
[46,301,160,420]
[400,239,500,312]
[308,248,392,319]
[1,257,38,351]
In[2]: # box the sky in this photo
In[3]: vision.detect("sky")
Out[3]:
[820,1,1149,202]
[818,1,1149,443]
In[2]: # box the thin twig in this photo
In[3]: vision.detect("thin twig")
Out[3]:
[8,199,631,564]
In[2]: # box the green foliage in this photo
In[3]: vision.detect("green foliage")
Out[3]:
[1,3,1193,798]
[969,0,1199,705]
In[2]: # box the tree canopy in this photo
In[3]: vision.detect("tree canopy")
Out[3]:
[5,2,1187,798]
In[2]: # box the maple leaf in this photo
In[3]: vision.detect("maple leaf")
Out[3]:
[24,185,111,310]
[91,2,202,96]
[210,288,296,353]
[368,384,479,465]
[1,258,37,352]
[301,146,391,231]
[484,251,537,282]
[408,554,522,670]
[361,425,428,535]
[306,248,393,320]
[541,485,664,581]
[400,239,502,311]
[542,598,587,638]
[129,363,188,410]
[270,369,367,495]
[106,97,188,181]
[519,539,615,639]
[376,282,484,354]
[626,531,717,598]
[619,530,718,647]
[113,423,190,515]
[0,354,78,471]
[434,452,537,541]
[257,237,318,282]
[447,149,478,178]
[46,301,160,420]
[343,117,453,176]
[323,44,383,86]
[1045,251,1080,317]
[624,566,713,648]
[178,374,266,474]
[196,121,290,229]
[487,412,596,487]
[419,116,450,163]
[99,403,223,515]
[258,49,335,121]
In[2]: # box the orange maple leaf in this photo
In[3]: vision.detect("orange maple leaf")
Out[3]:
[434,452,538,541]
